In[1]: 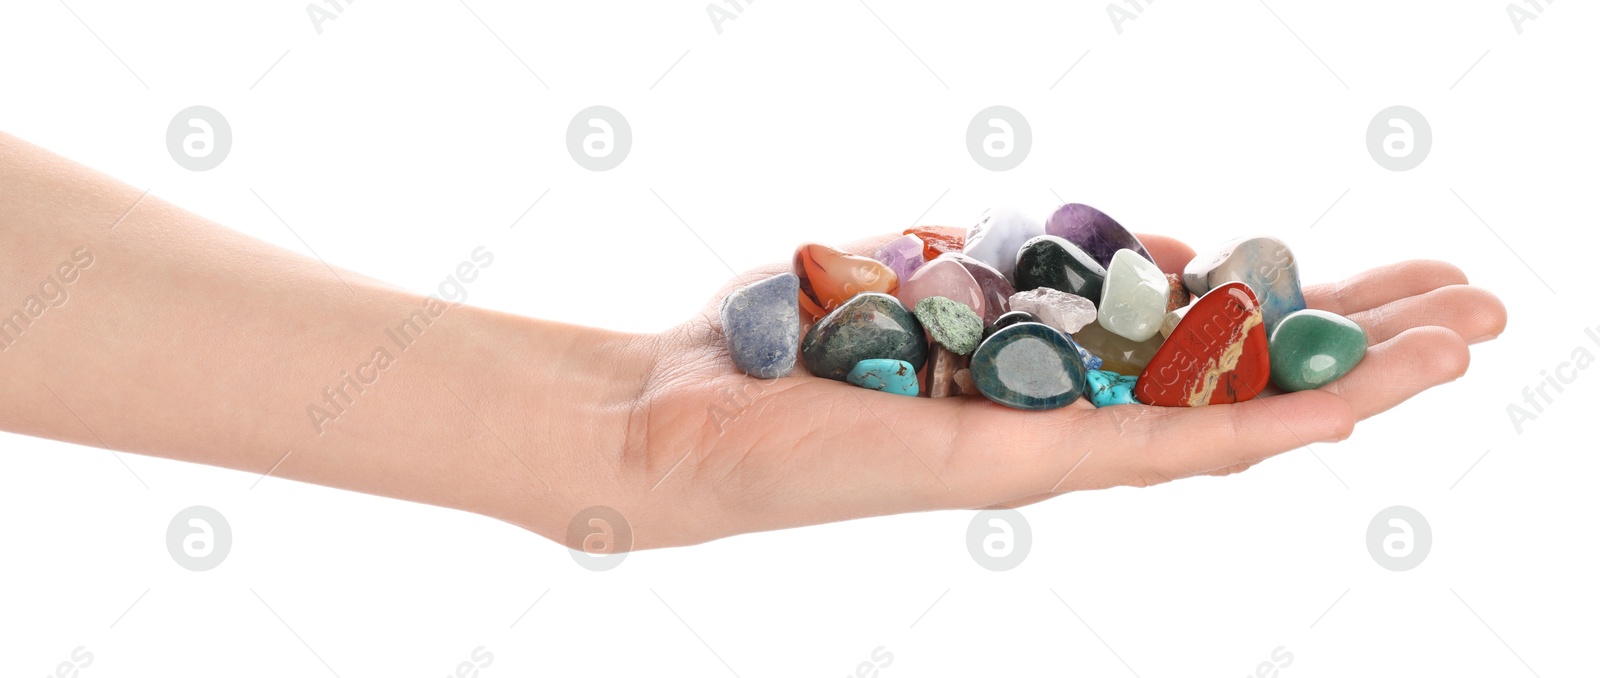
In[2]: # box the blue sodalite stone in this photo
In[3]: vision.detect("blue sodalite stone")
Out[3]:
[1085,369,1140,407]
[719,273,800,378]
[1077,345,1104,371]
[969,322,1088,410]
[846,359,919,396]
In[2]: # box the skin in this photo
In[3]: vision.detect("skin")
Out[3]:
[0,132,1507,551]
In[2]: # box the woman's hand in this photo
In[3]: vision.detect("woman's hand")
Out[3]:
[611,233,1506,548]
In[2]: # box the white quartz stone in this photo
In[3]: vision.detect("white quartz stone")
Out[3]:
[1008,288,1097,334]
[1098,249,1168,342]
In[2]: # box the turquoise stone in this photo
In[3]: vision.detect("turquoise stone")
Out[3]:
[801,293,928,381]
[969,322,1088,410]
[1184,236,1307,331]
[1269,309,1368,391]
[719,273,801,378]
[846,359,919,396]
[913,296,984,355]
[1085,369,1140,407]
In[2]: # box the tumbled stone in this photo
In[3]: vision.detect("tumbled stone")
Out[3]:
[982,310,1040,341]
[1085,369,1140,407]
[1135,282,1270,407]
[942,253,1015,325]
[719,273,801,378]
[913,296,984,355]
[874,234,927,283]
[897,257,985,323]
[794,242,899,318]
[969,322,1088,410]
[1166,273,1191,312]
[1014,234,1108,302]
[846,359,919,396]
[1098,249,1169,342]
[1044,203,1152,268]
[1269,309,1368,391]
[904,225,966,260]
[922,345,963,398]
[962,206,1045,282]
[1009,288,1097,334]
[952,368,975,396]
[801,293,927,381]
[1183,236,1306,331]
[1070,321,1163,376]
[1159,305,1190,338]
[1077,344,1104,371]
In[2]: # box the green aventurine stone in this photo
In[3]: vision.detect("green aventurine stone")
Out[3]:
[801,293,928,381]
[912,296,984,355]
[1269,309,1368,391]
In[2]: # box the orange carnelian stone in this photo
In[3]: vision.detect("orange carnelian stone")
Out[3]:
[904,226,965,260]
[793,243,899,318]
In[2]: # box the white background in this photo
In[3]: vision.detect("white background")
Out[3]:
[2,0,1596,676]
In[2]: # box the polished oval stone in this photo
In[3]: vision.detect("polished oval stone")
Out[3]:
[969,322,1088,410]
[1098,249,1169,342]
[962,206,1045,282]
[1165,273,1191,312]
[1070,321,1163,375]
[913,296,984,355]
[1014,234,1107,302]
[846,359,919,396]
[794,242,899,318]
[1135,282,1270,407]
[896,257,986,324]
[1085,369,1140,407]
[904,225,966,260]
[1009,287,1097,334]
[1269,309,1368,391]
[874,234,927,284]
[719,273,801,378]
[1044,203,1152,268]
[801,293,927,381]
[941,253,1015,325]
[1183,236,1306,332]
[982,310,1040,341]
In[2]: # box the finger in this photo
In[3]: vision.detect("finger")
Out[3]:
[1345,284,1507,344]
[1135,233,1197,276]
[1320,325,1470,419]
[1305,260,1469,316]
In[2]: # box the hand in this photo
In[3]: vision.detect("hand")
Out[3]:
[617,233,1506,548]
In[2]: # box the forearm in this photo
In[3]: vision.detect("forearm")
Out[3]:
[0,132,654,537]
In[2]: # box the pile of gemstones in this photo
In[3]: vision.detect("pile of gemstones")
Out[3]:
[718,203,1368,410]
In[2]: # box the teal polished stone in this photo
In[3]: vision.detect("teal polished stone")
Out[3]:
[913,296,984,355]
[969,322,1088,410]
[1085,369,1140,407]
[801,293,928,381]
[1269,309,1368,391]
[846,359,919,396]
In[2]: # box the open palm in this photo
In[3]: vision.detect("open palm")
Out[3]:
[625,232,1505,548]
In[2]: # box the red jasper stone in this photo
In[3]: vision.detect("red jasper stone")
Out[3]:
[904,226,965,260]
[1134,282,1270,407]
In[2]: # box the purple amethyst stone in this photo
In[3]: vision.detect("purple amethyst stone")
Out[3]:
[874,234,927,284]
[1044,203,1153,269]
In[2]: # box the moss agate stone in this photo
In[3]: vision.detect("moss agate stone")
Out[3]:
[913,296,984,355]
[719,272,800,378]
[846,359,920,396]
[1014,235,1107,302]
[1269,309,1368,391]
[801,293,927,381]
[969,322,1088,410]
[1085,369,1140,407]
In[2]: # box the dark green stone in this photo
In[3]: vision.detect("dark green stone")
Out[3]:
[802,293,928,381]
[912,296,984,355]
[1269,309,1368,391]
[982,310,1040,341]
[1014,235,1107,304]
[970,322,1088,410]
